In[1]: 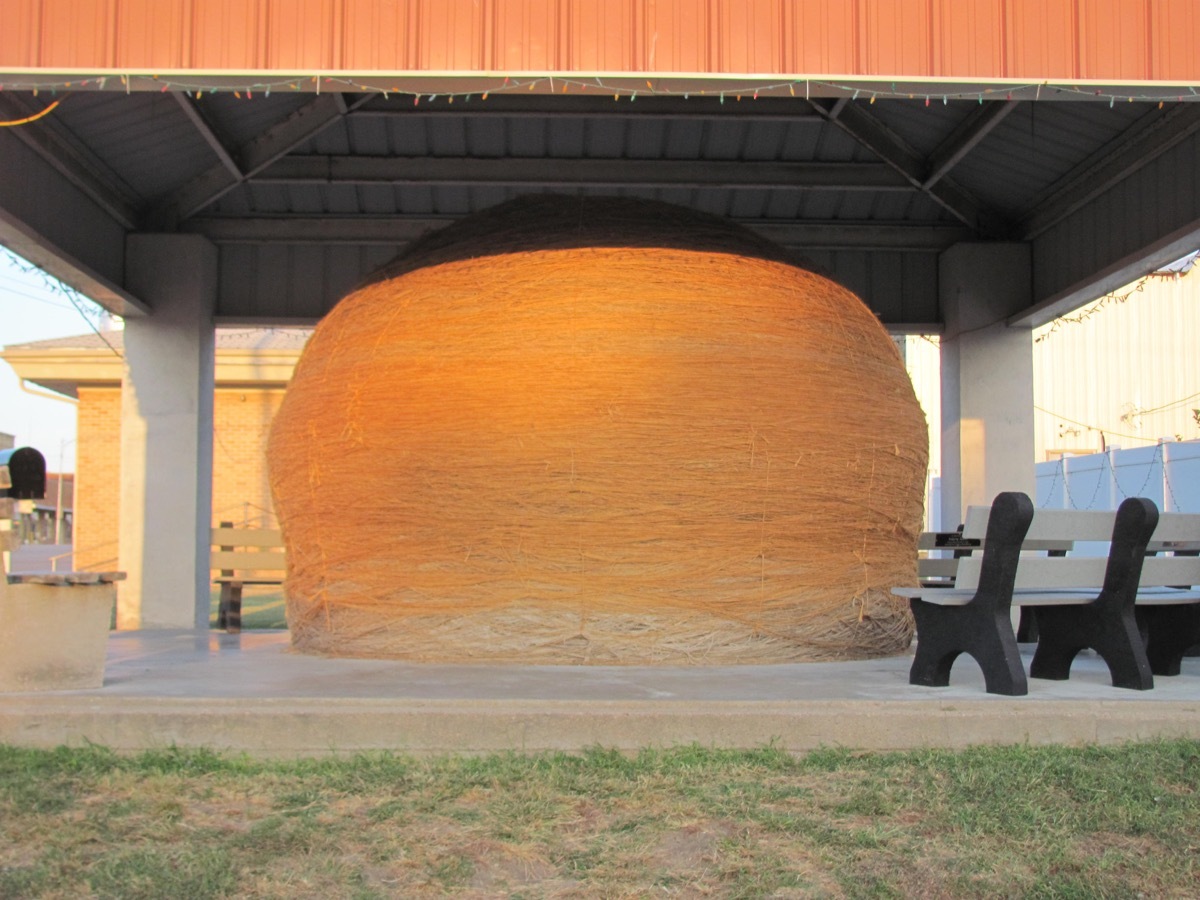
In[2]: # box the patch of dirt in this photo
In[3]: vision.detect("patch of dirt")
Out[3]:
[648,821,737,874]
[466,839,577,895]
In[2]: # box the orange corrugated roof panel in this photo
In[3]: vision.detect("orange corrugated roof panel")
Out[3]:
[567,0,637,73]
[2,0,1197,83]
[416,0,487,71]
[339,0,414,72]
[0,1,36,68]
[115,0,187,70]
[493,0,561,72]
[862,0,933,77]
[266,0,338,70]
[192,0,266,70]
[1151,0,1197,81]
[643,0,711,74]
[935,0,1006,78]
[716,0,784,75]
[1007,0,1079,79]
[37,0,112,69]
[1079,0,1150,80]
[786,0,858,76]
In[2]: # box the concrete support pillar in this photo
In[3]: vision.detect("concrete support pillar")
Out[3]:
[939,243,1035,529]
[117,235,216,629]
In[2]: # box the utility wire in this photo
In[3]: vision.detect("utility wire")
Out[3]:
[1136,389,1200,416]
[1033,405,1154,445]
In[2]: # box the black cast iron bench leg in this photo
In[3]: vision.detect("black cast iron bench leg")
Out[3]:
[910,601,1028,695]
[1016,608,1039,643]
[1030,603,1152,689]
[1140,605,1200,676]
[907,491,1034,696]
[217,581,243,634]
[1028,497,1159,690]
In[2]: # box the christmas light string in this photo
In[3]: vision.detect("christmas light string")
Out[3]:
[0,72,1197,107]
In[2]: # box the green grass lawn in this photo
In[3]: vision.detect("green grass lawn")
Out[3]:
[1,740,1197,898]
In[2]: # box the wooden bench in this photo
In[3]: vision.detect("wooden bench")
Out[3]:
[211,525,286,633]
[895,493,1200,695]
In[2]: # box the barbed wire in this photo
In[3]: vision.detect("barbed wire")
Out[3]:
[1037,441,1195,512]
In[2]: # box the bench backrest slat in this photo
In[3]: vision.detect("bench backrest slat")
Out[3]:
[1148,513,1200,544]
[210,549,286,572]
[211,528,283,548]
[966,506,1122,542]
[917,558,962,579]
[965,507,1200,545]
[210,527,286,575]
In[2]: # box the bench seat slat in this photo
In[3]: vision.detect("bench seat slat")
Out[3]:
[894,586,1200,607]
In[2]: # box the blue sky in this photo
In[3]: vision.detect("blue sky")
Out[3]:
[0,249,110,472]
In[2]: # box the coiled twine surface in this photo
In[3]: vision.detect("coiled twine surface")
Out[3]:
[268,197,928,664]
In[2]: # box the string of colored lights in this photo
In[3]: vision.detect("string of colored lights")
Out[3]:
[0,72,1197,106]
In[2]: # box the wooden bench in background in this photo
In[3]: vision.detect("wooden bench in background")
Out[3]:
[211,524,286,634]
[897,493,1200,695]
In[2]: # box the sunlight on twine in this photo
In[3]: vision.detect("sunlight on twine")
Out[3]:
[268,198,928,664]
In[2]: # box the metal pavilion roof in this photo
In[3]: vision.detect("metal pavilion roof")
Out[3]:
[0,0,1198,329]
[2,85,1197,330]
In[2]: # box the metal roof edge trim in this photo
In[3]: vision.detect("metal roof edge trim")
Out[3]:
[2,69,1198,89]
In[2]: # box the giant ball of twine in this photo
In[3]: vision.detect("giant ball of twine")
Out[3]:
[268,196,928,664]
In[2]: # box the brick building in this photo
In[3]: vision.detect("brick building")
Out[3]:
[2,329,307,569]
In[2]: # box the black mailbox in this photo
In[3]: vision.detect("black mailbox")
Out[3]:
[0,447,47,500]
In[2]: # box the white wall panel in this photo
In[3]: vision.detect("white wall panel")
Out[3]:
[1033,267,1200,461]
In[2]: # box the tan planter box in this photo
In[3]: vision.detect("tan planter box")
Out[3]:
[1,573,123,692]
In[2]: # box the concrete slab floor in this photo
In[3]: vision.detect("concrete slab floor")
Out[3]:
[0,630,1198,757]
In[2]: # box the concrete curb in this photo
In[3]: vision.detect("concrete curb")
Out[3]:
[4,695,1200,757]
